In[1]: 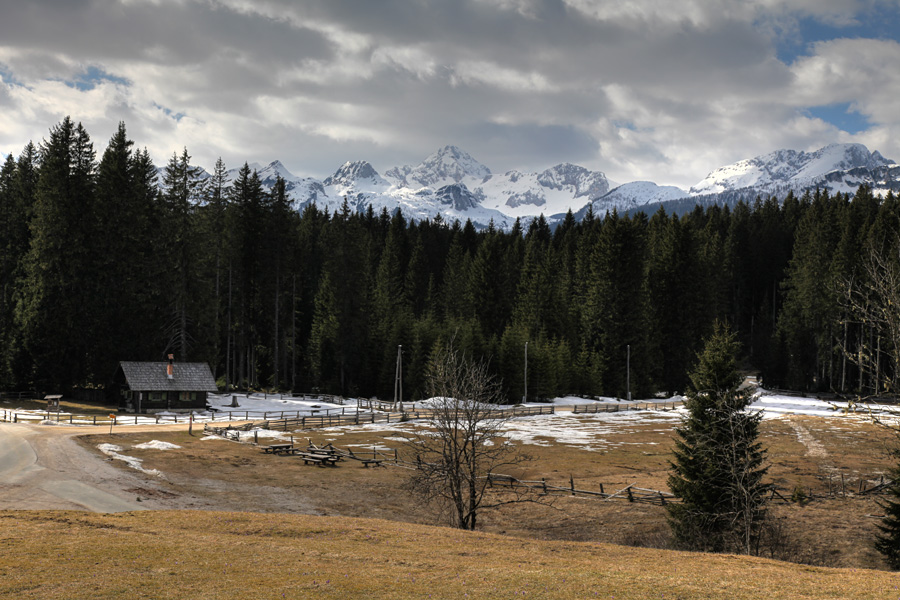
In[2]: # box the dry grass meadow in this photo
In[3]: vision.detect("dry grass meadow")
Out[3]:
[3,509,900,600]
[4,410,900,598]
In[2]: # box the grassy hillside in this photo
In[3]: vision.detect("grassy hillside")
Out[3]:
[0,510,895,599]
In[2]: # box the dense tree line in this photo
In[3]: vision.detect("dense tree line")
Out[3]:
[1,118,898,401]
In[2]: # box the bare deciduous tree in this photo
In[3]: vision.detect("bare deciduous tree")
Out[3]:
[840,243,900,398]
[405,345,535,530]
[841,242,900,567]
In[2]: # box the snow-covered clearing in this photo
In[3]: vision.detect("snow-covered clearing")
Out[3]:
[12,387,899,458]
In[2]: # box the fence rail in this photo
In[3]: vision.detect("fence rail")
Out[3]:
[572,401,680,414]
[486,474,679,505]
[0,391,41,401]
[0,405,372,426]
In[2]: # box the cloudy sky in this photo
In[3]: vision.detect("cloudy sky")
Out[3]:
[1,0,899,188]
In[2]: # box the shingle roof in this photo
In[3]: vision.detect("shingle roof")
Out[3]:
[118,361,218,392]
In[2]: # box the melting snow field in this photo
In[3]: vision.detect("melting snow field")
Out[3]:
[749,389,900,425]
[11,387,900,456]
[498,411,681,452]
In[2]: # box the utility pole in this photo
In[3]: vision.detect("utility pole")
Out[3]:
[523,341,528,404]
[626,344,632,401]
[394,345,403,409]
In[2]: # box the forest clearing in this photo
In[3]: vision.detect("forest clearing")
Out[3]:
[2,389,899,599]
[35,391,895,570]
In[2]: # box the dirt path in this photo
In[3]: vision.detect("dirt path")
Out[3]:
[0,422,194,512]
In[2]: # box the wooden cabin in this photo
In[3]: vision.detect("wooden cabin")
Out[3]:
[114,355,218,413]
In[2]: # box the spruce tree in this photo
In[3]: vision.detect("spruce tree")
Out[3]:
[875,459,900,569]
[18,118,97,389]
[667,323,768,554]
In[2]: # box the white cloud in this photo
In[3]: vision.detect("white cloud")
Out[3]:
[451,60,552,92]
[0,0,899,188]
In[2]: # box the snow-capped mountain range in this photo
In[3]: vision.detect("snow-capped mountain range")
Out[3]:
[216,142,900,227]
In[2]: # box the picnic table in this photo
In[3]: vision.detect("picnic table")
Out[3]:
[296,444,344,466]
[261,443,295,455]
[294,451,340,466]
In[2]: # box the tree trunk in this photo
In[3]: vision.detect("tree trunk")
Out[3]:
[274,270,280,390]
[841,319,848,393]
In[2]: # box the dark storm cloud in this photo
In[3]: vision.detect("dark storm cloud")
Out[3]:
[0,1,333,70]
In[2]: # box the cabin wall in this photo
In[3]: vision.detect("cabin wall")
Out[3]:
[123,390,208,413]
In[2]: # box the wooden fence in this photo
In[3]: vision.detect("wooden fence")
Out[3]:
[486,473,678,505]
[259,404,556,431]
[0,405,367,426]
[572,401,681,414]
[0,391,41,401]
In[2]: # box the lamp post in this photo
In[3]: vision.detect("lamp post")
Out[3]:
[626,344,631,402]
[523,341,528,404]
[393,345,403,409]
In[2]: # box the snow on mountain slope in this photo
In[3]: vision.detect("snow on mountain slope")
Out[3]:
[690,143,894,196]
[474,163,615,218]
[323,161,390,191]
[592,181,688,213]
[200,142,898,228]
[282,147,613,226]
[386,145,492,190]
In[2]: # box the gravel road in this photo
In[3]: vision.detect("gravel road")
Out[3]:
[0,422,179,512]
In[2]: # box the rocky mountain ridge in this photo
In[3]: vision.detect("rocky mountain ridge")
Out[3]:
[214,143,899,227]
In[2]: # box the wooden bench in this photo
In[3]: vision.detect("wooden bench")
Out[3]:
[361,458,384,468]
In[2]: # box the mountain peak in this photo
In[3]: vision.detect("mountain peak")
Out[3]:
[324,160,385,188]
[537,163,612,199]
[690,143,895,196]
[399,146,491,189]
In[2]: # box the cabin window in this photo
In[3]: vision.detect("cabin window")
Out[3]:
[149,392,165,402]
[179,392,197,402]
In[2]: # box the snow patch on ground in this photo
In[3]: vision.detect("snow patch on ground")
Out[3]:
[133,440,181,450]
[233,429,291,443]
[97,444,162,476]
[787,421,828,458]
[498,411,682,452]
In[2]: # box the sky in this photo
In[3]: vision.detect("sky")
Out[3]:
[1,0,900,189]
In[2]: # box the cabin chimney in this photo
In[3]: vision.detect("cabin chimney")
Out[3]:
[167,354,174,379]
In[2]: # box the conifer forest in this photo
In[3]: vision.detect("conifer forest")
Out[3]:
[1,118,898,402]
